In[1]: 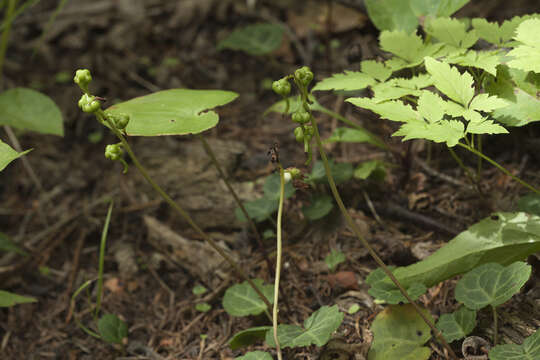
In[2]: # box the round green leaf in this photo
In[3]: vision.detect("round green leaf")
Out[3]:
[436,306,477,343]
[218,23,284,56]
[0,290,36,307]
[0,140,32,172]
[366,267,427,304]
[222,279,274,317]
[489,329,540,360]
[192,285,208,296]
[263,173,295,201]
[97,313,128,344]
[105,89,238,136]
[228,326,271,350]
[455,261,531,310]
[368,304,433,360]
[0,88,63,136]
[195,302,212,313]
[235,198,278,223]
[303,194,334,221]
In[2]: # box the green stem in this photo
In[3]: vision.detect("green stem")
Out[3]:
[96,111,273,313]
[477,135,483,179]
[197,134,273,277]
[448,147,477,184]
[457,142,540,195]
[309,114,458,360]
[492,306,498,345]
[272,165,285,360]
[0,0,16,85]
[95,200,113,318]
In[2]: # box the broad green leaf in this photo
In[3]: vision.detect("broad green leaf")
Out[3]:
[303,194,334,221]
[325,127,381,148]
[446,49,502,76]
[436,306,476,343]
[380,31,443,64]
[366,268,427,304]
[235,198,278,223]
[517,193,540,216]
[455,261,531,310]
[473,15,540,46]
[192,285,207,296]
[263,173,296,201]
[265,305,344,348]
[217,23,284,56]
[366,212,540,291]
[346,97,418,123]
[312,71,376,92]
[492,89,540,127]
[307,160,353,185]
[469,93,508,112]
[361,60,393,82]
[0,290,36,307]
[325,249,346,271]
[424,57,474,106]
[393,119,465,147]
[409,0,469,18]
[105,89,238,136]
[372,75,434,102]
[368,304,432,360]
[98,314,128,344]
[417,91,445,123]
[229,326,271,350]
[353,160,386,181]
[222,279,274,316]
[235,351,273,360]
[0,233,27,256]
[0,140,31,172]
[507,19,540,73]
[489,329,540,360]
[0,88,63,136]
[348,304,360,314]
[425,17,478,48]
[365,0,418,33]
[466,119,508,135]
[195,302,211,312]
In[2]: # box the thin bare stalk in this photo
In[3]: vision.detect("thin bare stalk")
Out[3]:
[457,142,540,195]
[97,111,272,312]
[272,164,285,360]
[309,115,458,360]
[197,133,273,277]
[3,125,43,191]
[448,147,476,185]
[492,306,498,345]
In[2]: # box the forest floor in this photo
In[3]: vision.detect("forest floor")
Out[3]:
[1,1,539,359]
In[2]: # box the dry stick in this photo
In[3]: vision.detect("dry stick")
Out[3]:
[97,112,272,312]
[197,133,274,277]
[309,116,458,360]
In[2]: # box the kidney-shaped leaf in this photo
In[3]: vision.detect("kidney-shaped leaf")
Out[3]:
[222,279,274,317]
[98,313,128,344]
[455,261,531,310]
[265,305,344,348]
[0,88,63,136]
[0,140,31,172]
[0,290,36,307]
[489,329,540,360]
[368,304,433,360]
[105,89,238,136]
[436,306,476,343]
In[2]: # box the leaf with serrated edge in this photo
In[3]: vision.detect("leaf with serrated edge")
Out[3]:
[417,91,445,123]
[222,279,274,316]
[446,50,501,76]
[472,18,504,45]
[312,71,376,91]
[394,120,465,147]
[436,306,476,343]
[425,17,478,48]
[469,93,508,112]
[380,31,425,62]
[455,261,531,310]
[493,89,540,127]
[368,304,432,360]
[361,60,392,82]
[507,19,540,73]
[489,329,540,360]
[499,14,540,45]
[424,57,474,106]
[346,98,418,123]
[265,305,344,348]
[467,120,508,135]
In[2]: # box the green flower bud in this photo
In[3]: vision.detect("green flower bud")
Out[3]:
[272,78,291,97]
[285,167,301,181]
[294,126,304,143]
[292,110,311,124]
[106,112,130,130]
[303,125,314,137]
[78,94,101,113]
[105,143,123,161]
[74,69,92,93]
[294,66,314,86]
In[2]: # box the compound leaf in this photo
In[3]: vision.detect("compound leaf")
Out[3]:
[0,88,63,136]
[368,304,432,360]
[217,23,284,56]
[312,71,376,91]
[489,329,540,360]
[265,305,344,348]
[380,31,442,64]
[425,17,478,48]
[446,49,502,76]
[105,89,238,136]
[436,306,476,343]
[466,119,508,135]
[507,19,540,73]
[222,279,274,316]
[361,60,393,82]
[393,119,465,147]
[424,57,474,106]
[417,91,445,123]
[469,93,508,112]
[346,97,418,123]
[0,140,31,172]
[455,261,531,310]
